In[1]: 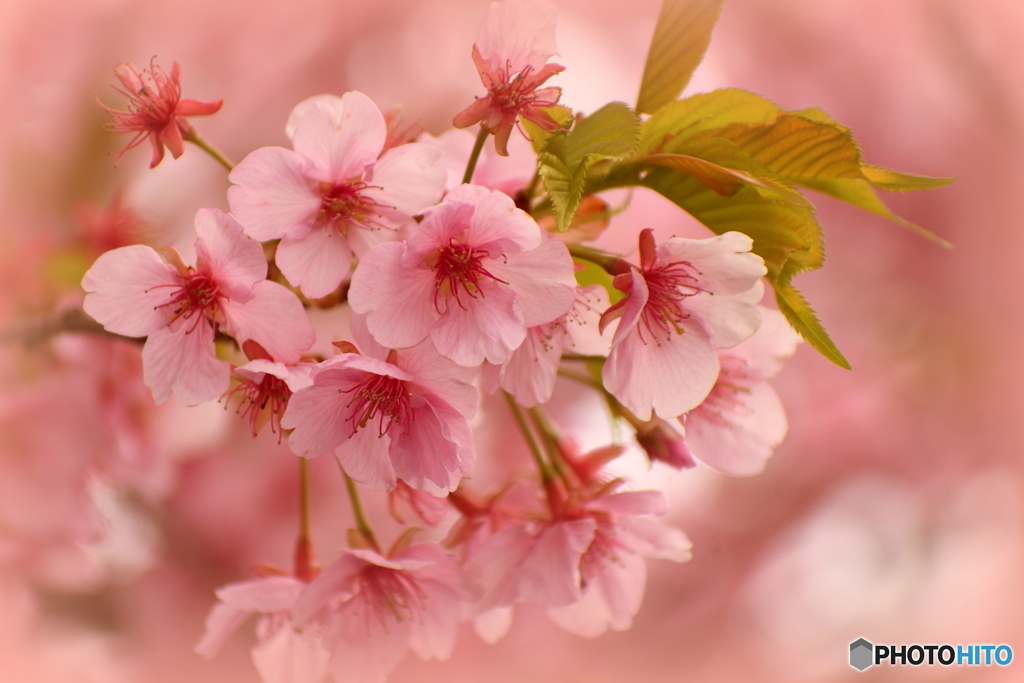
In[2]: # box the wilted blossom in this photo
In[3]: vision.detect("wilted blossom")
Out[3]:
[349,184,576,367]
[453,0,567,155]
[229,92,446,299]
[98,57,223,168]
[600,229,767,421]
[81,208,314,405]
[681,307,801,476]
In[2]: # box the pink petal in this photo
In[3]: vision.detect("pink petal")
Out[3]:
[398,341,479,419]
[430,280,525,366]
[335,425,397,491]
[684,281,764,349]
[228,146,320,242]
[514,519,596,605]
[685,381,787,476]
[251,627,330,683]
[290,92,385,183]
[195,602,249,659]
[363,143,446,216]
[406,200,477,257]
[618,516,693,562]
[142,325,230,405]
[282,367,367,457]
[176,98,223,117]
[390,395,469,495]
[221,280,314,364]
[586,490,667,517]
[547,552,646,637]
[488,234,575,327]
[275,227,353,299]
[603,319,719,421]
[659,231,766,296]
[496,325,563,407]
[476,0,559,74]
[193,208,267,302]
[81,245,179,337]
[216,576,306,613]
[348,242,437,349]
[451,184,540,253]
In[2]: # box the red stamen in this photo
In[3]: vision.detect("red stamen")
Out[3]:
[432,239,508,313]
[341,374,412,438]
[147,271,220,333]
[318,181,393,233]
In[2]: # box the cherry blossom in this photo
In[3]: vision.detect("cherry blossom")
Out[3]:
[98,57,223,168]
[681,307,802,476]
[228,92,446,299]
[281,340,478,495]
[483,283,611,407]
[291,543,475,683]
[453,0,566,156]
[196,575,329,683]
[600,229,767,421]
[225,355,317,439]
[81,208,314,405]
[349,184,576,367]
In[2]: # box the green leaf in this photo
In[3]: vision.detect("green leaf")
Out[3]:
[861,165,956,191]
[637,0,725,115]
[521,105,574,155]
[774,280,850,369]
[639,88,782,155]
[539,102,640,231]
[644,152,812,206]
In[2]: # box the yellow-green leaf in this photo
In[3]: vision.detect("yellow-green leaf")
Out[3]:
[636,0,724,115]
[862,165,956,191]
[774,280,850,369]
[639,88,782,155]
[645,152,812,206]
[539,102,640,231]
[522,105,574,155]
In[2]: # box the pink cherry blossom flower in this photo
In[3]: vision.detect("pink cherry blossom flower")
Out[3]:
[81,208,315,406]
[600,229,767,421]
[228,92,446,299]
[98,57,223,168]
[545,489,692,637]
[281,340,477,495]
[224,347,317,439]
[196,575,329,683]
[291,543,475,683]
[349,184,576,367]
[681,307,801,476]
[453,0,567,156]
[483,283,611,407]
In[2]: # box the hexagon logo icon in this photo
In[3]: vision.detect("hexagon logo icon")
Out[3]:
[850,638,874,671]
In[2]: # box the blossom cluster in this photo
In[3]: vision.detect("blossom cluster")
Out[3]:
[73,1,808,681]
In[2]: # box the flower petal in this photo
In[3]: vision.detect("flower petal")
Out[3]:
[290,92,385,183]
[193,208,267,302]
[228,146,320,242]
[81,245,179,337]
[221,280,314,364]
[275,227,353,299]
[142,325,230,405]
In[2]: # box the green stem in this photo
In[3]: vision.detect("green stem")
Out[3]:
[503,391,555,484]
[184,128,235,171]
[568,244,629,274]
[461,126,489,185]
[340,465,379,551]
[528,406,573,484]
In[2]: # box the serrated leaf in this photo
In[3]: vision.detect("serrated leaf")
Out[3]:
[645,152,812,206]
[639,88,782,156]
[641,160,849,367]
[800,177,952,247]
[637,0,725,115]
[774,280,850,369]
[539,102,639,231]
[521,105,574,155]
[861,165,956,191]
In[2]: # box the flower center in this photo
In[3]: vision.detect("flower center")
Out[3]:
[341,373,412,438]
[432,240,507,312]
[149,272,220,333]
[490,62,559,116]
[352,565,428,635]
[224,373,292,439]
[318,181,389,232]
[639,260,705,343]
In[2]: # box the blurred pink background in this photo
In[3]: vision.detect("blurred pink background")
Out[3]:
[2,0,1022,681]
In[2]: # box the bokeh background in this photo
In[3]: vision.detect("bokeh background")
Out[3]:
[1,0,1022,681]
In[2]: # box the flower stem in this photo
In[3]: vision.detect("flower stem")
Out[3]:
[340,464,379,551]
[294,457,316,581]
[568,244,630,275]
[461,126,489,185]
[503,391,555,484]
[184,128,235,171]
[528,406,573,485]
